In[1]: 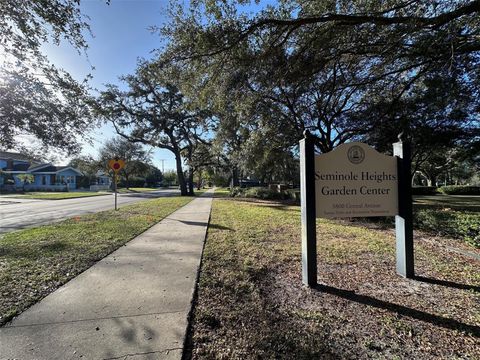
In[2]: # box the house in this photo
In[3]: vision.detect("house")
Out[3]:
[89,171,112,191]
[0,151,82,191]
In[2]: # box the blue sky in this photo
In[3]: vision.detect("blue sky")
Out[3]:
[44,0,175,171]
[44,0,275,171]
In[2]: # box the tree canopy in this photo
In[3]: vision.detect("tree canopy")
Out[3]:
[0,0,97,153]
[98,136,152,189]
[87,1,479,188]
[151,0,479,183]
[94,62,212,195]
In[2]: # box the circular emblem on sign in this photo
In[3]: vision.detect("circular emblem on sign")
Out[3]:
[108,159,125,173]
[347,145,365,164]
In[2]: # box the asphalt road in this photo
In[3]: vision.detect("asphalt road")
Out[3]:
[0,189,179,234]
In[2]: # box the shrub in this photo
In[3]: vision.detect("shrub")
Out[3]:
[412,186,438,195]
[439,185,480,195]
[77,176,92,189]
[229,186,290,200]
[284,188,301,201]
[118,177,146,188]
[229,187,245,198]
[414,208,480,248]
[455,214,480,248]
[244,187,286,200]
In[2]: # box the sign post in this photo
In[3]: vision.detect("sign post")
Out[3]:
[108,159,125,211]
[114,172,118,211]
[299,132,414,288]
[300,131,317,287]
[393,139,414,278]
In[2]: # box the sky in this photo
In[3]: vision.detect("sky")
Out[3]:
[44,0,175,171]
[44,0,275,171]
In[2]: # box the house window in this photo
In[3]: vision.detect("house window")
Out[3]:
[61,175,75,184]
[42,176,46,185]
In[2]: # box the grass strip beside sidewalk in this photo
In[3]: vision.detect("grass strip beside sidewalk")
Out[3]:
[115,187,160,193]
[0,196,194,326]
[4,192,108,200]
[188,199,479,359]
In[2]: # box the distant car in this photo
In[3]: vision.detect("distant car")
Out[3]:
[239,180,261,188]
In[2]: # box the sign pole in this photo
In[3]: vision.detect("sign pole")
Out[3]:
[393,138,414,278]
[108,158,124,211]
[114,172,118,211]
[300,130,317,287]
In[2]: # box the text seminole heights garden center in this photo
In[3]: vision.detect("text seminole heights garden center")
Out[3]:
[315,171,397,196]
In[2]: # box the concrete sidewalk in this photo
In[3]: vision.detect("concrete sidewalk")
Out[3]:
[0,190,214,360]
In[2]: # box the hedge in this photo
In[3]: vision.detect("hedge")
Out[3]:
[118,178,147,188]
[412,186,438,195]
[438,185,480,195]
[229,186,295,201]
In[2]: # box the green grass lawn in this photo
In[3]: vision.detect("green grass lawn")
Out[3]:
[411,195,480,248]
[215,188,480,248]
[193,189,207,197]
[4,192,108,200]
[0,195,194,326]
[212,187,230,198]
[187,199,480,359]
[414,194,480,211]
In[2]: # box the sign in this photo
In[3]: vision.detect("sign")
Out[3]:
[315,142,398,218]
[107,158,125,211]
[108,159,125,173]
[299,132,414,287]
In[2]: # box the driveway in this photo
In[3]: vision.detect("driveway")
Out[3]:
[0,189,180,234]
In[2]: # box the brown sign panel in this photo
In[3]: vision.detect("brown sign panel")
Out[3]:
[315,142,398,218]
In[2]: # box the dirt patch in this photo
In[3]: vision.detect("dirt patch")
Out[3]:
[266,260,479,359]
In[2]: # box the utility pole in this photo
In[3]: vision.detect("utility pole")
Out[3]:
[158,159,165,174]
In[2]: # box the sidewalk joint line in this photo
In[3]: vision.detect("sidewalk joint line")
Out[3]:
[3,310,185,329]
[103,347,183,360]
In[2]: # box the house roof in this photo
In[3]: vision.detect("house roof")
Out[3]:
[30,165,82,175]
[96,170,110,177]
[12,163,30,172]
[56,166,83,176]
[0,154,82,175]
[0,151,37,163]
[30,164,57,173]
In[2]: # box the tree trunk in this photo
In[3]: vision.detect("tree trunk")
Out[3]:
[188,169,194,195]
[425,173,437,187]
[175,153,188,196]
[230,167,239,189]
[197,169,202,190]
